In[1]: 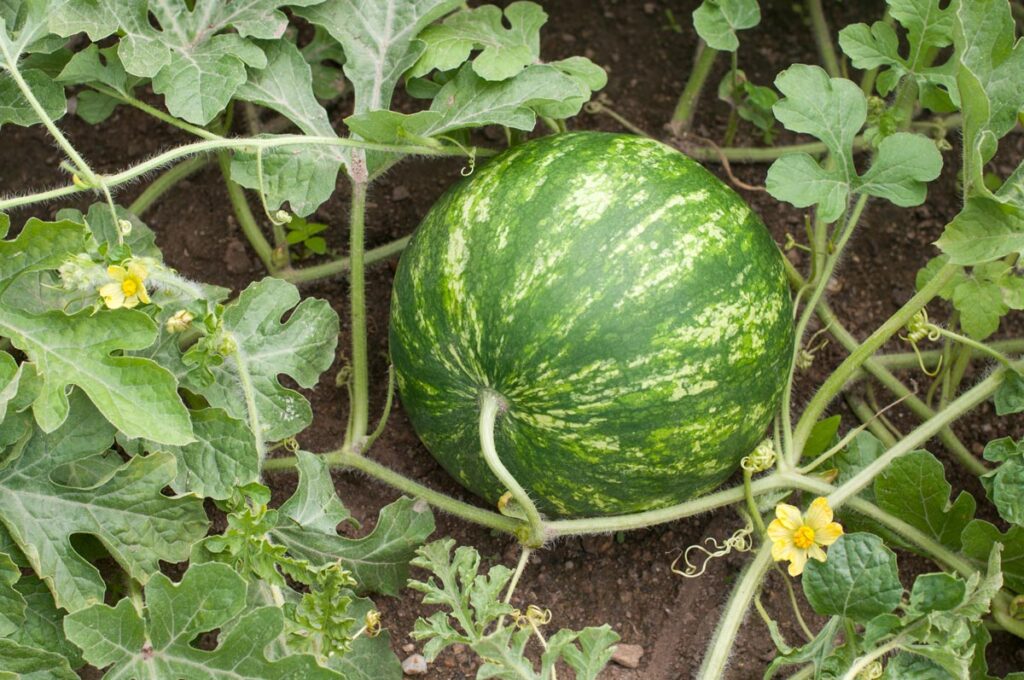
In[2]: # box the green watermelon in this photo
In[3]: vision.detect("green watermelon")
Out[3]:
[389,132,793,518]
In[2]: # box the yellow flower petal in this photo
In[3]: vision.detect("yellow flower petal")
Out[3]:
[106,265,127,280]
[787,550,808,577]
[99,282,125,309]
[775,503,803,530]
[807,544,827,562]
[123,295,139,309]
[127,261,148,281]
[772,540,797,562]
[816,522,844,546]
[767,518,791,543]
[137,284,151,305]
[805,497,834,530]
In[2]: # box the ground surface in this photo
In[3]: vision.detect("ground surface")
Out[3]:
[3,0,1024,678]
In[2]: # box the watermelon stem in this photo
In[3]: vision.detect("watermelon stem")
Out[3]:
[346,176,370,449]
[479,390,546,548]
[670,39,718,135]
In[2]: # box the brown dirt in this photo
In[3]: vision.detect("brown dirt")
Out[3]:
[2,0,1024,678]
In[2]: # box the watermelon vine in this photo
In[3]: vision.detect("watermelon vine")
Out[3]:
[1,0,1023,677]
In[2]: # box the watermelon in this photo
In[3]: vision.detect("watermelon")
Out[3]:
[389,132,793,518]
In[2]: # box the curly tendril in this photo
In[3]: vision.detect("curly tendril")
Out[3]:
[741,439,776,472]
[671,523,754,578]
[514,605,552,629]
[900,309,943,376]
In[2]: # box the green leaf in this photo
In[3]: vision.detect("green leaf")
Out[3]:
[766,65,941,222]
[961,521,1024,592]
[0,68,66,129]
[231,40,343,217]
[937,197,1024,265]
[0,1,65,59]
[803,414,841,459]
[952,276,1008,340]
[346,61,605,143]
[278,450,355,534]
[908,573,967,614]
[10,575,82,668]
[0,301,194,443]
[50,0,331,124]
[295,0,461,118]
[64,562,342,678]
[873,450,976,551]
[882,653,955,679]
[995,369,1024,416]
[409,1,547,81]
[56,202,159,258]
[692,0,760,52]
[802,533,903,623]
[551,626,619,680]
[0,218,87,293]
[325,597,402,680]
[915,255,965,299]
[838,1,956,100]
[0,392,207,611]
[273,494,434,596]
[0,639,76,680]
[183,278,339,443]
[0,552,23,637]
[122,407,260,500]
[764,616,843,679]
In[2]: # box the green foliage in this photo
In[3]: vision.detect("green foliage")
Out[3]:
[981,436,1024,525]
[409,539,619,679]
[838,0,956,105]
[765,65,943,222]
[802,533,903,622]
[285,216,330,257]
[692,0,761,52]
[64,563,343,679]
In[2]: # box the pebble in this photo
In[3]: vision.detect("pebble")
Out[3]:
[581,535,614,554]
[643,2,657,14]
[391,185,411,201]
[611,643,644,669]
[402,654,428,676]
[402,643,415,653]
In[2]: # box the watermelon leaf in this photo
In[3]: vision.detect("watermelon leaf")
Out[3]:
[802,533,903,623]
[63,562,343,678]
[766,64,942,222]
[692,0,760,52]
[408,1,548,81]
[182,278,339,445]
[0,392,207,612]
[230,39,344,217]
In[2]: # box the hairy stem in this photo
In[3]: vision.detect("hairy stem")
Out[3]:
[347,176,370,447]
[479,390,546,547]
[278,235,411,285]
[217,152,276,272]
[671,40,718,133]
[128,156,211,217]
[791,262,960,457]
[697,543,774,679]
[805,0,842,78]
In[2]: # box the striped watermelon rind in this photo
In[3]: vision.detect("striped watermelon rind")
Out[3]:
[389,132,793,519]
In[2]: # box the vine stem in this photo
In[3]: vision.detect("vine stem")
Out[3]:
[782,193,869,466]
[790,262,960,459]
[936,327,1017,367]
[805,0,842,78]
[479,390,545,547]
[128,155,210,217]
[856,338,1024,374]
[87,84,221,140]
[217,152,276,272]
[0,135,492,213]
[346,169,370,449]
[697,542,774,679]
[670,40,718,133]
[278,236,410,285]
[496,546,533,631]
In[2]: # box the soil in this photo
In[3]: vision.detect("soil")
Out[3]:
[2,0,1024,678]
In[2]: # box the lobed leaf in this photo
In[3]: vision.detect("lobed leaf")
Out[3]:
[691,0,760,52]
[802,533,903,623]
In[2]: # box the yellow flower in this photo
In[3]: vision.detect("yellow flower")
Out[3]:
[767,497,843,576]
[99,261,151,310]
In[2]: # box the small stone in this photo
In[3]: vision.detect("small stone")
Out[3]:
[392,185,411,201]
[402,643,415,653]
[223,239,252,274]
[451,644,466,655]
[581,535,613,554]
[643,2,656,14]
[826,277,843,294]
[402,654,428,676]
[611,643,644,669]
[561,33,576,43]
